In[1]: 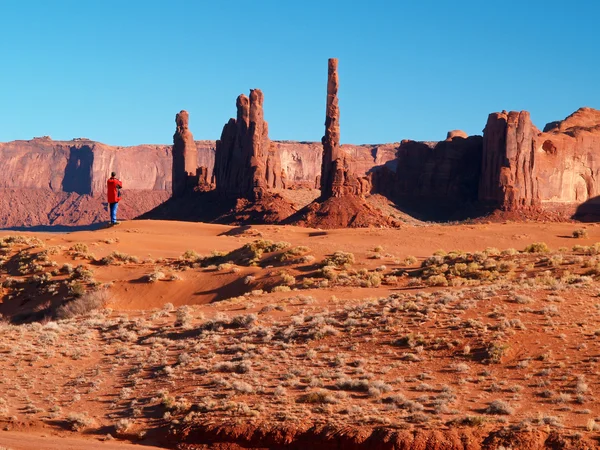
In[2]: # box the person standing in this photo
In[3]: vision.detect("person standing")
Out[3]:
[107,172,123,225]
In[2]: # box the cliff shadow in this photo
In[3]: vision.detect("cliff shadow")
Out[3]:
[62,145,93,195]
[0,223,106,232]
[140,190,240,224]
[573,196,600,222]
[367,137,492,222]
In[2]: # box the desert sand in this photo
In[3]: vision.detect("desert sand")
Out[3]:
[1,219,600,449]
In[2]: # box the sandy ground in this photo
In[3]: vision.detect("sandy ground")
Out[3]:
[0,429,168,449]
[2,219,600,449]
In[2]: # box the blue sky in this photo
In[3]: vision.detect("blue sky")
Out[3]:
[0,0,598,145]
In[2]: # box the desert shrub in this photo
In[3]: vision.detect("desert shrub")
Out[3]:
[99,251,138,265]
[230,313,257,328]
[486,341,509,364]
[66,412,93,431]
[498,261,517,272]
[403,255,418,266]
[175,306,193,328]
[279,272,296,286]
[272,285,291,293]
[56,290,109,319]
[60,263,74,274]
[69,282,86,298]
[0,235,44,248]
[323,251,355,268]
[296,390,336,404]
[115,418,133,434]
[427,275,448,286]
[485,400,514,415]
[281,246,311,261]
[218,240,291,266]
[573,229,588,239]
[70,265,94,281]
[144,271,165,282]
[181,249,202,262]
[483,247,501,256]
[524,242,550,253]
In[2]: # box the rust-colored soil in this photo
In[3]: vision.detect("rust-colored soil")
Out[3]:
[286,195,396,229]
[1,220,600,449]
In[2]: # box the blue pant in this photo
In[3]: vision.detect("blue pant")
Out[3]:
[109,202,119,223]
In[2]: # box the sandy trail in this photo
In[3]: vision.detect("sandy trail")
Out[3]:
[0,430,167,450]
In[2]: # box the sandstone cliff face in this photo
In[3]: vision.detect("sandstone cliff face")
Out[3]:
[479,111,539,209]
[276,142,397,189]
[213,90,284,200]
[383,134,483,201]
[536,107,600,207]
[0,138,172,195]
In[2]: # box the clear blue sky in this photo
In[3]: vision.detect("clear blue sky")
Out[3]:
[0,0,598,146]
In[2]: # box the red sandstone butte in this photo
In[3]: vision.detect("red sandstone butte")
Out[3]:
[479,111,539,210]
[479,107,600,215]
[214,90,284,201]
[536,107,600,214]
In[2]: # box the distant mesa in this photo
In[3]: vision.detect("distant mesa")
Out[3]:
[1,59,600,228]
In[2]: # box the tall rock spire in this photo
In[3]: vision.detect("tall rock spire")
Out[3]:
[172,110,198,196]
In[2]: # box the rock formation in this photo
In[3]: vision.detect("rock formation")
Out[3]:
[172,110,199,196]
[319,58,372,199]
[536,107,600,216]
[286,58,391,228]
[213,89,284,201]
[479,111,539,210]
[386,134,483,200]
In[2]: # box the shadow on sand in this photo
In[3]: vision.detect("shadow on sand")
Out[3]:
[0,223,108,233]
[573,196,600,222]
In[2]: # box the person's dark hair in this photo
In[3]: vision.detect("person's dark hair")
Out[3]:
[110,172,116,177]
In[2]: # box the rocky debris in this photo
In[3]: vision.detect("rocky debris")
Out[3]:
[479,111,539,210]
[195,166,213,192]
[214,90,284,201]
[172,110,199,196]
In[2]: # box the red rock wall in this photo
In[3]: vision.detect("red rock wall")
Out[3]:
[479,111,539,209]
[382,134,483,201]
[0,138,172,196]
[479,107,600,212]
[535,107,600,207]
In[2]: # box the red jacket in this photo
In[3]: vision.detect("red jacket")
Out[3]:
[107,177,122,203]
